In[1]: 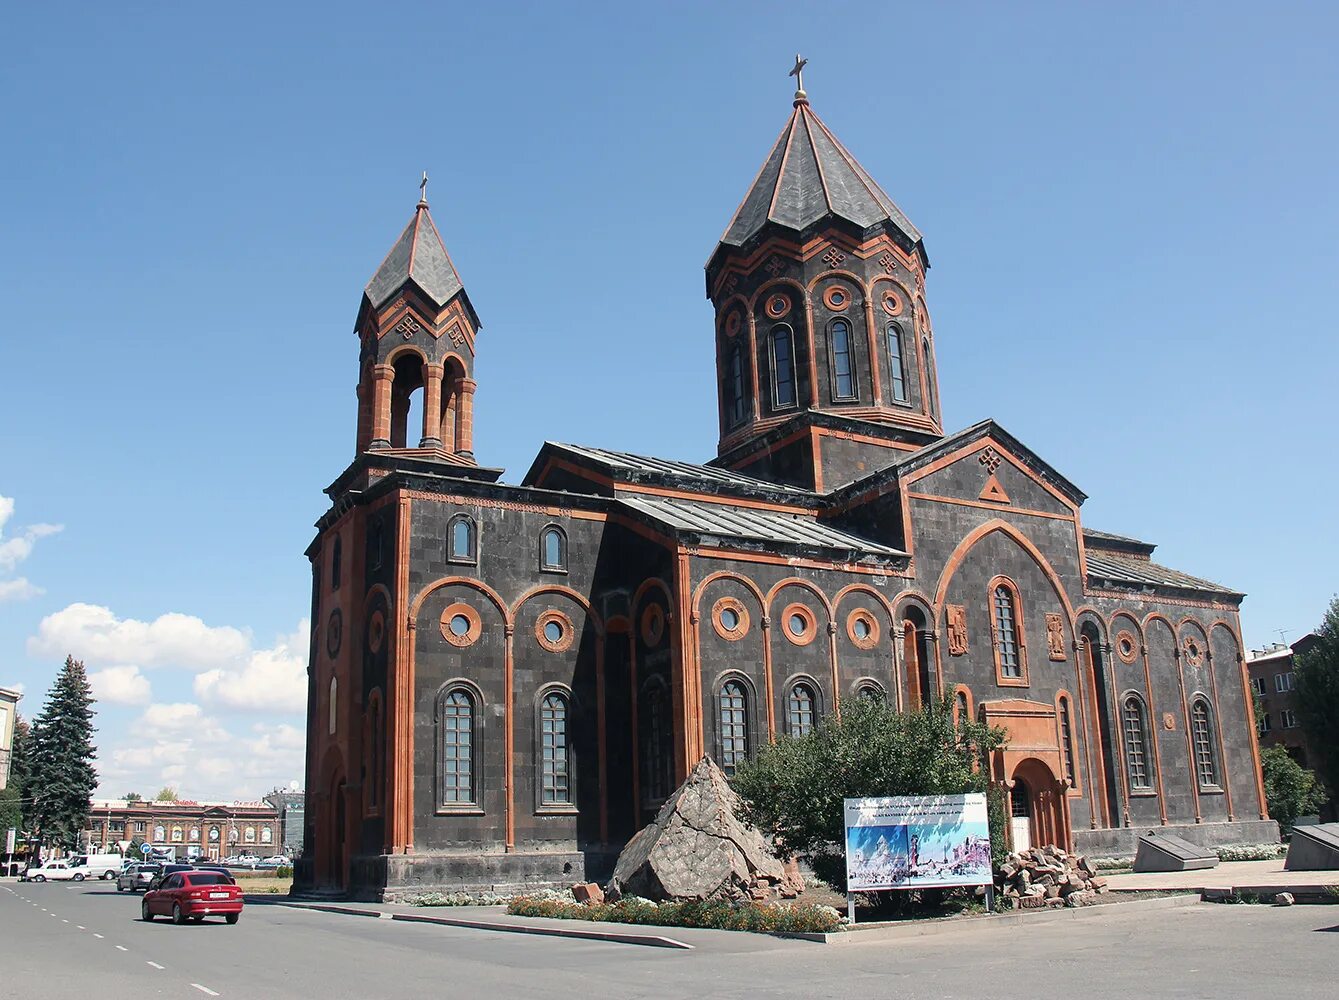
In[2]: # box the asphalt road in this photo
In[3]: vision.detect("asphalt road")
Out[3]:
[2,880,1336,999]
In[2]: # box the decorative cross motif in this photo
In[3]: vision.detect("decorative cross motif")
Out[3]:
[723,273,739,296]
[821,247,846,268]
[978,447,1002,473]
[446,323,467,347]
[789,54,808,94]
[419,171,429,203]
[395,317,421,339]
[878,252,896,274]
[765,255,786,278]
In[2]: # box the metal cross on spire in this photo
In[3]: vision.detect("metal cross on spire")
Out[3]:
[789,54,808,103]
[418,171,429,206]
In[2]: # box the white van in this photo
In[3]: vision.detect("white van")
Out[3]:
[67,853,124,880]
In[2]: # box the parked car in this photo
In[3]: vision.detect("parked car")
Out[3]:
[116,863,161,893]
[262,856,289,866]
[146,862,196,891]
[188,864,236,882]
[141,871,243,925]
[25,860,82,882]
[67,853,124,880]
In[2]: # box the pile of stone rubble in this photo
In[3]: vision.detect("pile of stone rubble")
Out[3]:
[997,845,1108,909]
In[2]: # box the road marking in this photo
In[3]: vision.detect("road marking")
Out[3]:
[62,919,69,923]
[115,945,128,951]
[77,925,85,930]
[147,961,165,970]
[93,933,104,939]
[191,986,220,997]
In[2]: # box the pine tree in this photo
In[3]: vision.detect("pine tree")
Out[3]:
[28,657,99,850]
[0,717,31,837]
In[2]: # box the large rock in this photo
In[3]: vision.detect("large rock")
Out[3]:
[606,756,799,902]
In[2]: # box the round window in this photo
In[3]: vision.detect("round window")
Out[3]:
[449,614,470,637]
[853,618,870,640]
[789,614,806,636]
[544,620,563,644]
[720,608,740,632]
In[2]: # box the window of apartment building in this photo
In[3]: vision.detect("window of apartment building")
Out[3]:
[1275,672,1294,693]
[1258,713,1272,734]
[110,821,125,833]
[1280,709,1298,729]
[1251,676,1267,697]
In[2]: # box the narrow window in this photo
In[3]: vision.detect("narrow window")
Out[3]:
[540,526,566,571]
[1123,697,1151,789]
[1058,697,1076,786]
[923,336,938,421]
[725,346,746,427]
[541,692,572,805]
[328,676,338,735]
[831,320,855,399]
[993,585,1022,679]
[788,683,816,736]
[719,681,749,776]
[330,536,342,591]
[643,683,669,803]
[771,325,796,408]
[370,520,384,571]
[955,689,969,725]
[1191,700,1217,787]
[1258,713,1272,735]
[448,515,476,563]
[886,324,908,403]
[440,688,474,804]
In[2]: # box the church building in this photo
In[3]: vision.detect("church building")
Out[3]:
[297,66,1275,898]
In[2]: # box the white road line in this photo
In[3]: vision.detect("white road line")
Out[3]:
[61,919,69,923]
[115,945,128,951]
[146,961,165,970]
[191,986,220,997]
[93,933,104,939]
[77,925,85,930]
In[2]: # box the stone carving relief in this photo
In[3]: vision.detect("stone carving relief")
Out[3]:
[1045,613,1067,661]
[946,605,968,656]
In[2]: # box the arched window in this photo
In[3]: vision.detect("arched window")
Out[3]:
[330,536,342,591]
[540,526,566,572]
[642,680,670,804]
[787,682,817,736]
[171,826,183,843]
[540,692,572,805]
[447,514,476,564]
[831,320,856,399]
[370,519,384,571]
[955,689,969,725]
[244,827,256,843]
[923,336,938,421]
[229,827,239,844]
[1191,699,1218,788]
[189,826,199,842]
[992,582,1026,682]
[886,324,908,403]
[771,325,796,408]
[719,680,749,775]
[724,345,746,427]
[855,681,885,703]
[1123,696,1152,790]
[154,825,166,843]
[260,827,272,844]
[328,676,338,736]
[1058,696,1076,787]
[438,687,475,806]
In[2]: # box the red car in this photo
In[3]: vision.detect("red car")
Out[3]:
[141,871,243,925]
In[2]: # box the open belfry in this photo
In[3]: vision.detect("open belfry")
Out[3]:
[298,61,1274,898]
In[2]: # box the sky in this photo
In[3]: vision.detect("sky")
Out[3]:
[2,1,1336,802]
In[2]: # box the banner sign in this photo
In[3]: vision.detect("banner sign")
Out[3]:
[5,828,14,855]
[844,793,992,891]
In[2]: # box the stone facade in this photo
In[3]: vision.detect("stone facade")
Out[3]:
[84,799,281,858]
[297,83,1274,900]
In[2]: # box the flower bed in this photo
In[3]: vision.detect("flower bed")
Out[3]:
[1214,843,1287,862]
[507,895,843,934]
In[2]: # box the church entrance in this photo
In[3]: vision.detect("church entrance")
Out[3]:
[1010,777,1033,851]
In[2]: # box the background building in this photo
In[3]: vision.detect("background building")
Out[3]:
[0,686,20,790]
[1248,635,1317,767]
[84,799,280,859]
[264,787,306,855]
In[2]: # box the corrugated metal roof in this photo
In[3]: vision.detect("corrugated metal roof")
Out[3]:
[717,101,922,251]
[554,443,814,495]
[1086,553,1240,597]
[619,495,903,557]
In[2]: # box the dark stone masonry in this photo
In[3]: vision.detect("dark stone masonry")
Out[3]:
[296,79,1275,900]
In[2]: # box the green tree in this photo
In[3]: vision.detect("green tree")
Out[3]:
[1294,596,1339,804]
[10,716,31,794]
[124,792,142,803]
[28,656,99,850]
[0,785,22,836]
[732,697,1006,889]
[154,786,178,802]
[1260,746,1327,833]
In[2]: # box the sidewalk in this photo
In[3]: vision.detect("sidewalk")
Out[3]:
[1103,859,1339,896]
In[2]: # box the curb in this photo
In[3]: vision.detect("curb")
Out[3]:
[253,899,694,950]
[776,891,1204,945]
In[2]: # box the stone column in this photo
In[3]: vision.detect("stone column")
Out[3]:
[454,378,477,457]
[419,363,444,449]
[369,364,395,450]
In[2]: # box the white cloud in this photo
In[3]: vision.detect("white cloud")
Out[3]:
[28,603,250,670]
[88,664,152,706]
[193,621,309,714]
[0,495,61,599]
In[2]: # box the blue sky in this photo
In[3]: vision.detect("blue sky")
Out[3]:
[2,2,1335,800]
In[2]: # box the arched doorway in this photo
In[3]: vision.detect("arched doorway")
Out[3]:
[330,778,347,890]
[1081,624,1121,827]
[902,607,935,709]
[1009,757,1070,852]
[1011,776,1033,851]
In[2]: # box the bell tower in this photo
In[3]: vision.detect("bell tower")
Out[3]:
[705,59,944,491]
[354,176,483,465]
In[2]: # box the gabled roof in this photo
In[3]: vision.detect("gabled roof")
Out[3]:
[714,99,924,258]
[364,200,466,309]
[524,442,817,503]
[618,494,904,560]
[1085,552,1242,599]
[1083,527,1157,559]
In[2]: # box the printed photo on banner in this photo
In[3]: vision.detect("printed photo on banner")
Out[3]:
[844,793,992,891]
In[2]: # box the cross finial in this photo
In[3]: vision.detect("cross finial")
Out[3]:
[789,54,809,105]
[418,171,429,206]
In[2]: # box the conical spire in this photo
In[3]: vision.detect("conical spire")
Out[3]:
[364,192,465,310]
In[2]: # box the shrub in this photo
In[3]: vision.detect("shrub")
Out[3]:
[1215,843,1287,862]
[731,697,1006,890]
[275,865,293,879]
[405,890,508,907]
[506,896,842,934]
[1260,746,1328,834]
